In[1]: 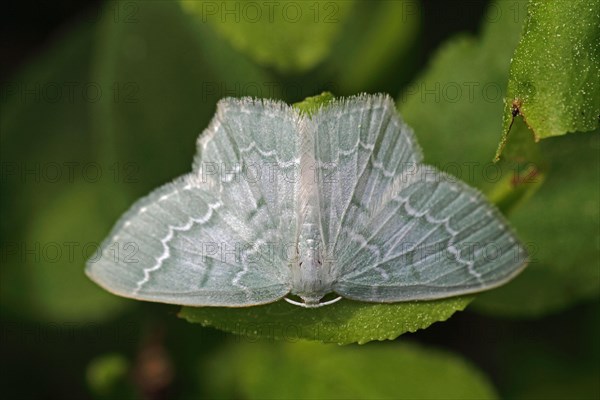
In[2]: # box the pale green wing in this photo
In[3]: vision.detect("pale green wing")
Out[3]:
[86,98,301,306]
[310,94,423,277]
[333,166,528,302]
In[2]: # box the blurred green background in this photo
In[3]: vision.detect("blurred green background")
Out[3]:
[1,1,598,399]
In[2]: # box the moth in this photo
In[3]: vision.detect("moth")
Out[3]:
[86,94,527,308]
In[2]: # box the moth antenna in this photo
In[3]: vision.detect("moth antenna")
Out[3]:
[284,296,342,308]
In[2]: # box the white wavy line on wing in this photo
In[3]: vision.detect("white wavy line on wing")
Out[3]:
[133,201,222,295]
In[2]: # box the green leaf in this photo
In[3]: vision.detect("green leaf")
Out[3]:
[293,91,335,115]
[476,131,600,316]
[180,297,472,345]
[180,0,354,74]
[203,341,498,399]
[496,0,600,156]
